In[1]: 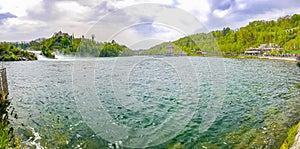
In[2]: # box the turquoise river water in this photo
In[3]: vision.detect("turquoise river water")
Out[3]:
[5,56,300,148]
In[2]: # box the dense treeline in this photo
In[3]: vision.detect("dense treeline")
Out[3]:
[77,39,132,57]
[143,14,300,56]
[38,33,82,58]
[27,32,133,58]
[214,14,300,55]
[0,42,37,61]
[141,42,171,55]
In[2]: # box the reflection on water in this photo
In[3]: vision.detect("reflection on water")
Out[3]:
[5,57,300,148]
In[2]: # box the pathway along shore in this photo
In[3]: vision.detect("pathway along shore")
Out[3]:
[291,125,300,149]
[258,56,298,62]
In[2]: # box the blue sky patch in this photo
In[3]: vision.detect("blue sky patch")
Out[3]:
[0,12,16,25]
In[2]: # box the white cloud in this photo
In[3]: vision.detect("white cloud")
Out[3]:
[112,0,174,9]
[238,7,300,28]
[83,3,205,50]
[0,0,42,17]
[151,23,185,40]
[213,9,231,18]
[236,3,247,10]
[257,7,300,20]
[55,1,93,21]
[0,0,300,49]
[74,0,103,7]
[0,17,48,41]
[176,0,211,22]
[109,23,184,50]
[3,18,43,27]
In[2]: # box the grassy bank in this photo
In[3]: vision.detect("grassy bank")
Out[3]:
[0,98,11,148]
[0,91,11,148]
[281,122,300,149]
[0,92,23,149]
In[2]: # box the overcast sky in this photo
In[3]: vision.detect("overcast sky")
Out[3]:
[0,0,300,49]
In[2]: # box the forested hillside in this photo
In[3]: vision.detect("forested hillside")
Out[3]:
[142,14,300,56]
[27,32,133,58]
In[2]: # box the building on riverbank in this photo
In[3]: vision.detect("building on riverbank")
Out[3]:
[165,45,175,56]
[245,43,282,55]
[164,45,188,56]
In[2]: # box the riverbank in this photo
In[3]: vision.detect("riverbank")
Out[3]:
[258,56,298,62]
[291,123,300,149]
[281,122,300,149]
[224,55,299,63]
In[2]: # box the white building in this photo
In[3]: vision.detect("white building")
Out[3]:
[245,43,282,55]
